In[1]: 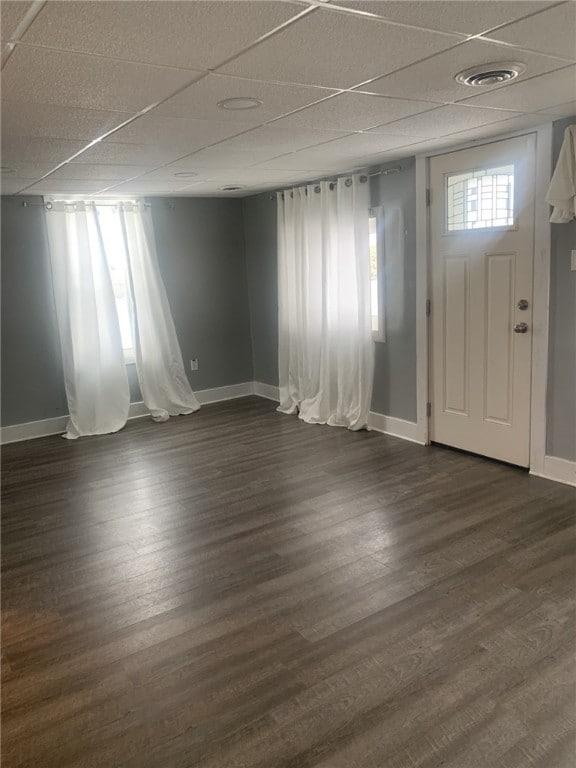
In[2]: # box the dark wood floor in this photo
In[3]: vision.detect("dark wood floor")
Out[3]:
[2,396,575,768]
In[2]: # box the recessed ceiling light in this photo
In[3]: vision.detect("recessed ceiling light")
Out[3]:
[219,185,247,192]
[455,62,525,87]
[217,97,263,111]
[1,167,16,174]
[173,171,198,178]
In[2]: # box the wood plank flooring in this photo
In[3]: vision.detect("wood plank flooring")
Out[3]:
[2,396,575,768]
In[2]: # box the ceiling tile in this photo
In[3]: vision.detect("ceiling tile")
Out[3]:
[134,165,209,181]
[332,1,555,36]
[254,133,422,171]
[438,112,558,144]
[1,45,198,113]
[24,179,112,194]
[269,92,440,132]
[1,177,35,194]
[102,115,246,153]
[300,131,425,157]
[251,153,350,171]
[72,141,187,167]
[357,38,569,103]
[368,104,524,138]
[483,3,576,61]
[0,102,133,141]
[219,9,462,89]
[536,100,576,116]
[457,65,576,112]
[102,180,196,196]
[1,1,33,40]
[170,181,263,197]
[1,136,88,164]
[0,162,60,180]
[21,1,303,70]
[168,146,281,169]
[153,73,335,123]
[141,168,306,186]
[49,164,155,181]
[213,124,351,154]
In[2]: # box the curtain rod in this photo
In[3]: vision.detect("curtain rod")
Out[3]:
[270,166,403,199]
[19,201,175,210]
[370,166,402,177]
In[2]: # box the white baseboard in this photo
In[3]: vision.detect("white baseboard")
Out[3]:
[253,381,280,401]
[531,455,576,487]
[127,401,151,420]
[0,415,69,444]
[368,411,425,445]
[194,381,254,405]
[1,382,255,444]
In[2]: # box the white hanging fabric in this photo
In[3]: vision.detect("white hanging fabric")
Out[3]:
[118,203,200,422]
[45,201,130,439]
[277,176,374,431]
[546,124,576,223]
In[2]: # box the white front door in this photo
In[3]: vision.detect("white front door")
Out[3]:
[429,134,536,467]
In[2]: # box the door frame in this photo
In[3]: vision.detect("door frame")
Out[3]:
[414,123,553,475]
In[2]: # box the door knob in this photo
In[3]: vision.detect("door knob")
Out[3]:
[514,322,528,334]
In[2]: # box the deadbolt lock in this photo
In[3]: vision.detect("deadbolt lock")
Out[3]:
[517,299,529,310]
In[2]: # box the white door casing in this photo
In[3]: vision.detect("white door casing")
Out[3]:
[429,134,536,467]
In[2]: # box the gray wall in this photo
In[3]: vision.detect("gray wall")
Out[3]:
[242,159,418,421]
[149,197,253,391]
[242,192,278,387]
[1,196,253,426]
[546,117,576,461]
[1,196,68,425]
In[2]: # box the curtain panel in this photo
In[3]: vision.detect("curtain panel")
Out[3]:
[46,200,199,439]
[277,176,374,430]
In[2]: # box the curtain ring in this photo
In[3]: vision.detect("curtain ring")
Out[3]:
[359,175,368,183]
[290,191,294,198]
[317,185,324,193]
[44,202,53,210]
[345,178,353,187]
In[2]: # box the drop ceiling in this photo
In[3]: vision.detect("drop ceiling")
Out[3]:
[1,0,575,197]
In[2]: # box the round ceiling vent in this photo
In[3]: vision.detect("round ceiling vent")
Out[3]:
[219,185,247,192]
[217,97,263,111]
[173,171,198,178]
[455,62,525,87]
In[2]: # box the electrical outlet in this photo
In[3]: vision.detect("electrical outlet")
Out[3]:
[571,250,576,272]
[190,358,199,371]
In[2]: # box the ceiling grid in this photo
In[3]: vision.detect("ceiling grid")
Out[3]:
[0,0,574,196]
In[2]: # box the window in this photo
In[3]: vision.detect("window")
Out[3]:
[446,164,515,231]
[90,205,135,363]
[369,208,385,342]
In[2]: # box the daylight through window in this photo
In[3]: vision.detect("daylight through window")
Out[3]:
[89,205,135,361]
[446,164,515,231]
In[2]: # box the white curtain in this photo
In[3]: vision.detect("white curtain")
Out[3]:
[119,203,200,421]
[46,201,130,439]
[46,199,199,438]
[277,176,374,430]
